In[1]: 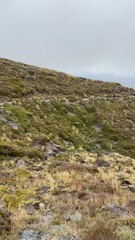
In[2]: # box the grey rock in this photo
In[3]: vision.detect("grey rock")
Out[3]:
[93,125,101,132]
[41,234,50,240]
[94,159,110,167]
[26,202,45,215]
[31,211,53,228]
[0,102,12,108]
[16,160,26,168]
[69,213,82,221]
[25,204,35,215]
[67,112,75,116]
[101,204,127,215]
[0,199,6,209]
[0,115,5,122]
[42,99,51,104]
[39,212,53,224]
[52,225,63,232]
[20,229,42,240]
[45,142,62,156]
[36,186,50,195]
[39,203,45,211]
[121,180,132,187]
[57,236,76,240]
[7,121,19,130]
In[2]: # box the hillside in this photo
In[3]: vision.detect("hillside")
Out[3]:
[0,58,135,240]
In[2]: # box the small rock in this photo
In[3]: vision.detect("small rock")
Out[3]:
[75,155,85,164]
[101,204,127,215]
[0,199,6,209]
[0,102,12,108]
[93,125,101,132]
[25,204,35,215]
[20,229,42,240]
[45,142,63,156]
[121,180,132,187]
[52,225,63,232]
[94,159,110,167]
[57,236,76,240]
[69,213,82,221]
[7,121,19,130]
[16,160,26,168]
[41,234,50,240]
[27,202,46,214]
[36,186,50,195]
[31,211,53,227]
[0,115,5,122]
[39,203,45,211]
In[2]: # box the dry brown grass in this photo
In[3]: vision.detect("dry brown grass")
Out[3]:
[81,217,118,240]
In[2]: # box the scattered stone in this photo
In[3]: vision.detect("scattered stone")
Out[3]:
[25,202,45,215]
[57,236,76,240]
[0,115,5,122]
[67,112,75,116]
[41,234,50,240]
[20,229,42,240]
[26,204,35,215]
[0,102,12,108]
[59,73,66,79]
[75,155,85,164]
[16,159,26,168]
[78,159,85,164]
[7,121,19,130]
[45,142,63,156]
[101,204,127,215]
[42,99,51,104]
[36,186,50,195]
[31,211,53,228]
[39,203,45,211]
[52,225,63,232]
[93,125,101,132]
[121,180,132,187]
[94,159,110,167]
[69,213,82,221]
[0,199,6,209]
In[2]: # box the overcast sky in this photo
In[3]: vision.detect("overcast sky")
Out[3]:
[0,0,135,87]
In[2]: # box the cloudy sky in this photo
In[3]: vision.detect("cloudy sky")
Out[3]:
[0,0,135,87]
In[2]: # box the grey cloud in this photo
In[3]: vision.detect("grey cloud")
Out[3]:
[0,0,135,87]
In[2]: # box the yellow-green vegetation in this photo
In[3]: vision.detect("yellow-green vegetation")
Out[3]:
[0,58,135,239]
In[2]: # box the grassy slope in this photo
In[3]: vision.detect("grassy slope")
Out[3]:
[0,58,135,158]
[0,58,135,239]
